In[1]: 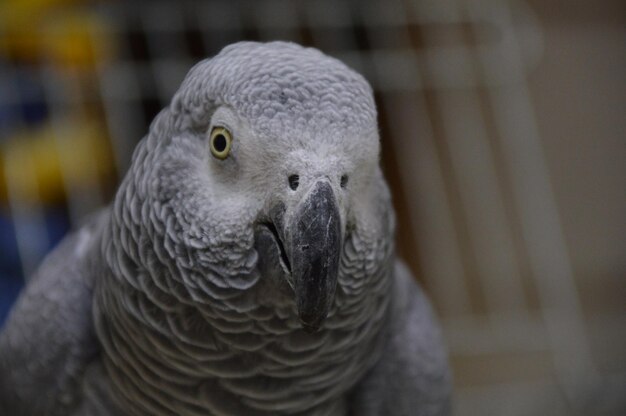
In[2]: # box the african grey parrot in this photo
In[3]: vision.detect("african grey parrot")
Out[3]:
[0,41,451,416]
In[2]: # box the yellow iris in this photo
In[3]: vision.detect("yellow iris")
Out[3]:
[209,127,232,160]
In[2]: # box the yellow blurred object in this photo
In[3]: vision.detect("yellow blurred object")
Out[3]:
[0,0,114,68]
[43,13,114,69]
[0,0,78,25]
[0,0,78,59]
[0,117,114,203]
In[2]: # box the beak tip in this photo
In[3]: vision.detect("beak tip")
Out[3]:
[300,320,323,333]
[298,309,327,333]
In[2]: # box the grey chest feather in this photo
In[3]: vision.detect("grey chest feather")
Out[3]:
[94,267,391,416]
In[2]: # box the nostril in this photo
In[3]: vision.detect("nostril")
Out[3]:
[340,175,349,188]
[288,174,300,190]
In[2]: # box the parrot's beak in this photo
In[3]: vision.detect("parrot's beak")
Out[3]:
[256,181,341,333]
[280,181,342,333]
[288,181,341,332]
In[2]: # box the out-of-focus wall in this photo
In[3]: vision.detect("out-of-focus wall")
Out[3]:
[528,0,625,315]
[0,1,623,415]
[528,0,626,384]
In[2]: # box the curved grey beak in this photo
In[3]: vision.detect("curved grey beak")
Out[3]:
[287,181,341,333]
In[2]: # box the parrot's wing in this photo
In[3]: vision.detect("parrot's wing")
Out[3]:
[0,209,109,416]
[349,260,452,416]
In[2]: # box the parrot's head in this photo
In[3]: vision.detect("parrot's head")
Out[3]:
[131,42,392,333]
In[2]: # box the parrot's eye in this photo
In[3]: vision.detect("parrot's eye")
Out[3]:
[209,127,232,160]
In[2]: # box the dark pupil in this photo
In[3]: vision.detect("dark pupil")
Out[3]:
[213,134,227,152]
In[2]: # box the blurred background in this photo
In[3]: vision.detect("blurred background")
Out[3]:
[0,0,624,414]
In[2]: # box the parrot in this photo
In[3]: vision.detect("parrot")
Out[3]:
[0,41,451,416]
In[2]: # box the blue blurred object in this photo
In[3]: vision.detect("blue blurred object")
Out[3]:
[0,205,70,327]
[0,63,49,141]
[15,67,49,127]
[0,210,23,327]
[0,209,22,278]
[0,275,23,328]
